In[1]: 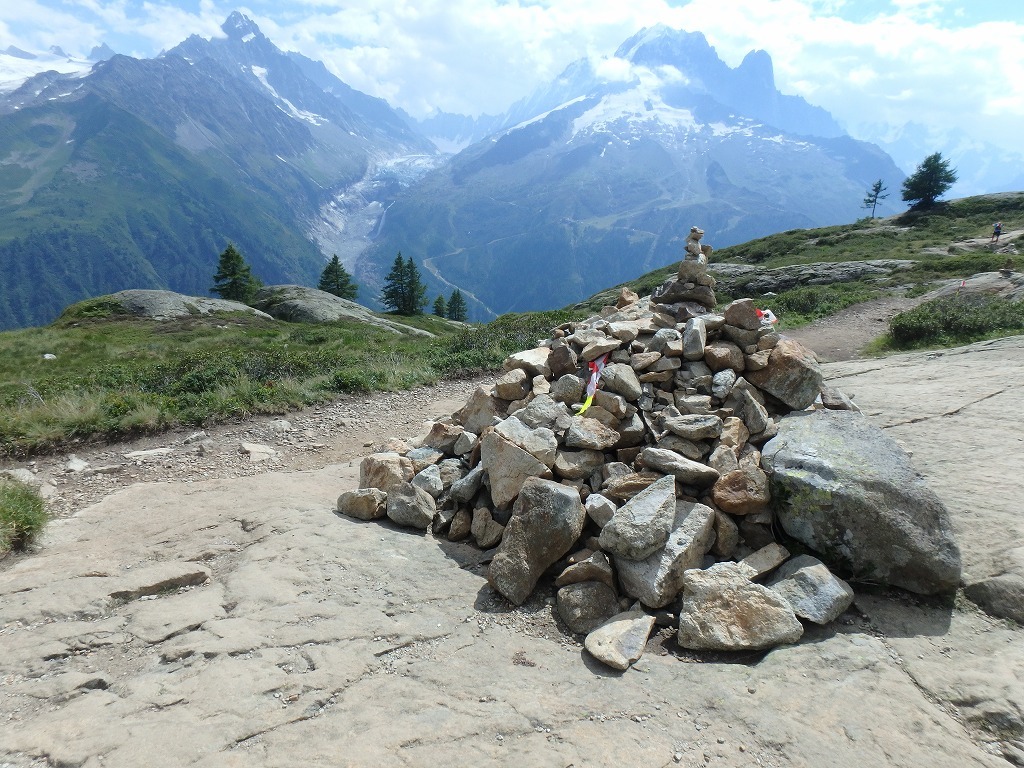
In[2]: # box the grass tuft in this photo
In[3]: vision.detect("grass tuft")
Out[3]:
[0,479,48,553]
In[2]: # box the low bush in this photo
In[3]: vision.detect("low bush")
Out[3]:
[887,295,1024,349]
[0,479,48,553]
[758,283,879,326]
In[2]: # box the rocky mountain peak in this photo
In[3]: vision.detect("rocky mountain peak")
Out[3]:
[222,11,264,42]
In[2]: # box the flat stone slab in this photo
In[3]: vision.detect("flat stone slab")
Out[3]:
[2,338,1023,766]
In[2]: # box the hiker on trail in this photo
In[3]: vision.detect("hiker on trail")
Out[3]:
[991,221,1002,243]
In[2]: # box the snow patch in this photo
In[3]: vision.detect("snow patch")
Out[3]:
[0,50,93,94]
[241,33,256,43]
[251,65,326,126]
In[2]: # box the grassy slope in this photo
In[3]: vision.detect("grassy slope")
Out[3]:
[0,303,580,457]
[575,192,1024,326]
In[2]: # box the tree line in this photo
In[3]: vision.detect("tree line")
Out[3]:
[210,246,465,320]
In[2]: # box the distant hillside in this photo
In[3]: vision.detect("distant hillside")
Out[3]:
[575,192,1024,314]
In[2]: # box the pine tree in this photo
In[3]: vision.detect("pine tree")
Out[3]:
[380,253,427,315]
[318,254,358,300]
[446,289,467,322]
[402,256,427,315]
[902,153,958,209]
[862,179,889,218]
[210,243,262,303]
[433,294,447,317]
[380,253,407,313]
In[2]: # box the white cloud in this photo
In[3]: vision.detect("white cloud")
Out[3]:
[2,0,1020,152]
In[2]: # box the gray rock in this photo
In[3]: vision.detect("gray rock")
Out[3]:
[564,416,620,450]
[553,449,606,481]
[452,430,479,456]
[412,465,444,499]
[359,452,413,492]
[471,508,506,549]
[712,368,737,400]
[660,410,723,441]
[601,364,643,401]
[584,608,657,671]
[677,562,804,651]
[746,338,823,411]
[494,416,558,467]
[599,475,677,560]
[503,347,552,378]
[682,318,707,361]
[964,575,1024,623]
[585,493,617,528]
[616,501,716,608]
[480,432,548,508]
[557,582,621,634]
[454,386,507,434]
[102,289,273,322]
[450,465,485,503]
[405,446,444,474]
[336,488,388,521]
[768,555,855,624]
[515,394,574,432]
[550,374,586,406]
[640,447,719,487]
[487,478,587,605]
[762,409,962,595]
[250,285,430,334]
[555,551,616,589]
[385,482,436,530]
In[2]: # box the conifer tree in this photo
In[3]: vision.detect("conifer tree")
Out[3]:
[318,254,358,299]
[380,253,428,315]
[862,179,889,218]
[210,243,262,303]
[433,294,447,317]
[446,289,468,322]
[902,153,957,209]
[402,256,427,315]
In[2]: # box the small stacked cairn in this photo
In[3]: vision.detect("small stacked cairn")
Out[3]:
[339,226,860,671]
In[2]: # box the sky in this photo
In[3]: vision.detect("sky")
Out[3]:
[1,0,1022,154]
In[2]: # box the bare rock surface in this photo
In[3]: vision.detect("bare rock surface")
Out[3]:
[1,342,1023,766]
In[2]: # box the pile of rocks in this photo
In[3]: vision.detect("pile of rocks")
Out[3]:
[338,230,960,671]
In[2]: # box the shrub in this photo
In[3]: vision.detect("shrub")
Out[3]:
[759,283,878,326]
[888,295,1024,348]
[0,478,47,553]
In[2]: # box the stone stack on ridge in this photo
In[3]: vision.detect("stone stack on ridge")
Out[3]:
[338,228,962,672]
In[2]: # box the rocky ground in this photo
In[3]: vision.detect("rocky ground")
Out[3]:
[1,304,1023,768]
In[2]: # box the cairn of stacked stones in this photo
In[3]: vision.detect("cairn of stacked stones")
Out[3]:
[339,226,961,672]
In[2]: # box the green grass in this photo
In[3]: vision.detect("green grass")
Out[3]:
[0,478,47,553]
[875,295,1024,351]
[575,192,1024,329]
[0,307,584,457]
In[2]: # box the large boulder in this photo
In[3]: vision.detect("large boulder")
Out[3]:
[598,474,677,560]
[487,478,587,605]
[252,285,431,334]
[677,562,804,651]
[761,409,962,594]
[480,432,548,509]
[745,338,822,411]
[615,500,716,608]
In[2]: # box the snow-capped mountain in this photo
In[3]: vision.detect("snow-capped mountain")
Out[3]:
[0,44,111,94]
[359,26,904,320]
[0,13,439,330]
